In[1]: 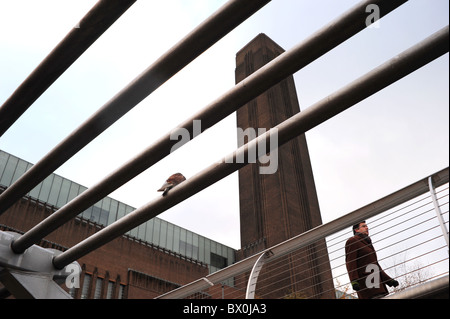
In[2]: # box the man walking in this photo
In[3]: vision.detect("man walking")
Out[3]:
[345,221,399,299]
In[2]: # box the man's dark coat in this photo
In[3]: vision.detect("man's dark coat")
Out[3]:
[345,233,393,299]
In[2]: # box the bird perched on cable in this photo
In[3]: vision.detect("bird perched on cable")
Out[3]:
[157,173,186,196]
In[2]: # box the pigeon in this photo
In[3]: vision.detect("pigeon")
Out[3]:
[157,173,186,196]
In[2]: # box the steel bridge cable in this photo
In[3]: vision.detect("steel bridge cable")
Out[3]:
[254,231,447,299]
[325,195,435,256]
[334,224,448,275]
[336,228,446,282]
[325,222,447,284]
[52,28,449,270]
[328,219,448,280]
[318,233,441,293]
[332,229,448,291]
[325,191,435,246]
[0,0,137,137]
[0,0,272,217]
[9,0,409,253]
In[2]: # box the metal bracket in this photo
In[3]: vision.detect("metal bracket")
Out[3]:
[0,231,80,299]
[428,176,449,252]
[245,250,273,299]
[202,277,215,286]
[0,269,72,299]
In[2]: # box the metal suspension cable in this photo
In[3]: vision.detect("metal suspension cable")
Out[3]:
[326,195,434,256]
[330,224,446,281]
[0,0,272,217]
[329,219,448,274]
[255,226,446,299]
[325,192,433,245]
[325,193,443,266]
[52,27,449,270]
[0,0,137,137]
[336,226,448,283]
[10,0,409,253]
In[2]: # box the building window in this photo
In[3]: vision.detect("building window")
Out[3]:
[180,240,199,259]
[68,285,77,298]
[210,252,227,269]
[81,274,91,299]
[94,277,103,299]
[118,284,125,299]
[106,281,114,299]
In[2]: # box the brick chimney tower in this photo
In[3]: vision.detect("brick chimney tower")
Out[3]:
[235,33,335,299]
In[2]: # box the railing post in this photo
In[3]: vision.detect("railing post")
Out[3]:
[428,176,449,253]
[245,250,273,299]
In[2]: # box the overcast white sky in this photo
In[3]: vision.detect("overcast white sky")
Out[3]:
[0,0,448,249]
